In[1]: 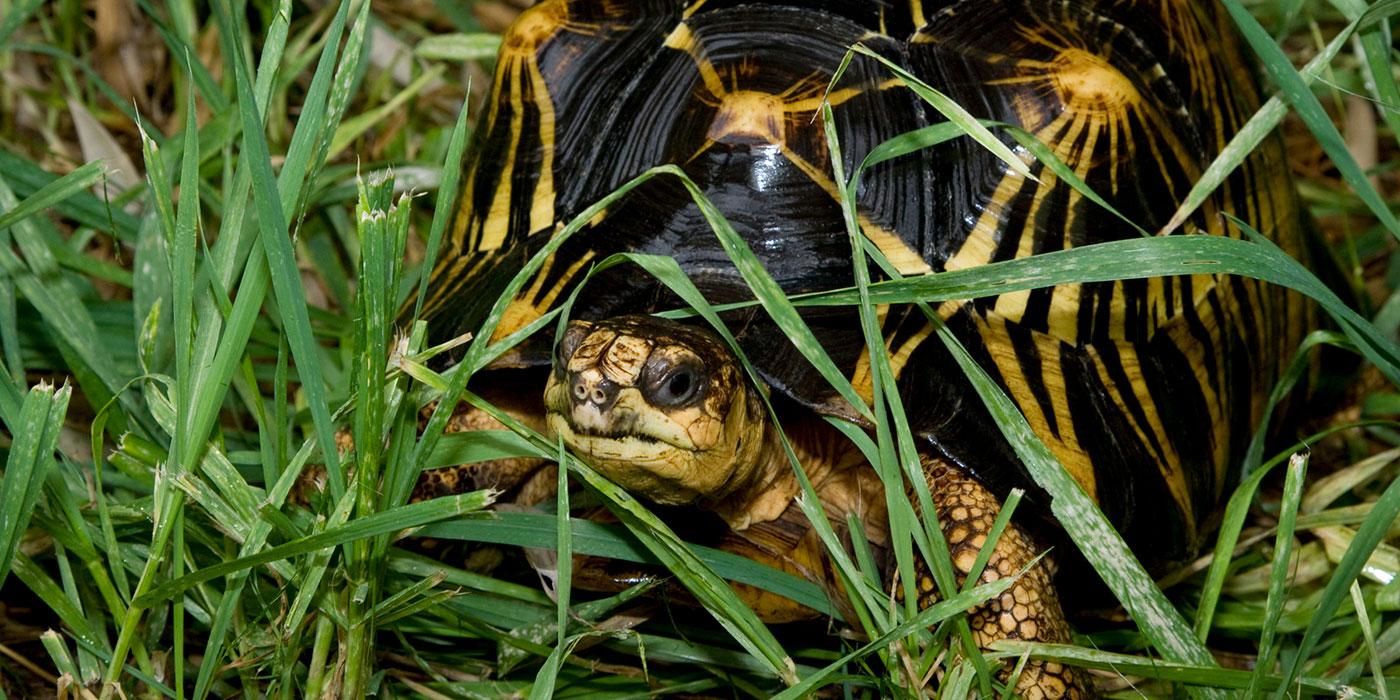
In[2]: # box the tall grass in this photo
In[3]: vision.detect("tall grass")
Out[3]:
[0,0,1398,697]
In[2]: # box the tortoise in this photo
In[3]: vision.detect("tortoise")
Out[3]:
[411,0,1319,696]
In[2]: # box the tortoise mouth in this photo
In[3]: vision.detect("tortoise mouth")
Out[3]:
[564,423,664,443]
[544,410,693,454]
[545,412,706,504]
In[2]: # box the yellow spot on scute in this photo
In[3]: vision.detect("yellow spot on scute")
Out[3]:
[503,2,567,56]
[1052,48,1140,114]
[708,90,787,144]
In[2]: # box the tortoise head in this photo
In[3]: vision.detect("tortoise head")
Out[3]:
[543,315,768,506]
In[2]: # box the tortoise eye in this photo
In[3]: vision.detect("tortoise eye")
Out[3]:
[647,363,703,407]
[555,323,591,373]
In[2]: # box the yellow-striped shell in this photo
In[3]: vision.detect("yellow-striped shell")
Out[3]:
[419,0,1314,566]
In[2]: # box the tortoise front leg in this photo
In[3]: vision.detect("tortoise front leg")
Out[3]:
[412,391,554,505]
[914,457,1087,700]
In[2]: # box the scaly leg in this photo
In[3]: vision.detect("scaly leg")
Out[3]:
[408,398,553,572]
[913,457,1087,699]
[412,395,553,505]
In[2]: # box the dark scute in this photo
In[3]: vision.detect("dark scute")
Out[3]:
[494,4,930,357]
[903,31,1023,272]
[433,3,931,363]
[1138,330,1218,541]
[1061,342,1192,569]
[906,0,1205,272]
[895,309,1044,510]
[429,247,537,362]
[1008,321,1059,438]
[689,0,920,37]
[561,5,921,225]
[540,4,688,223]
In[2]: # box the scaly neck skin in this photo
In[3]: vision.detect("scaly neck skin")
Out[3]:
[706,409,888,549]
[704,415,797,530]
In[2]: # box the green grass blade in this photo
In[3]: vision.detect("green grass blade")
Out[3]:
[329,66,446,158]
[1245,330,1351,472]
[527,636,583,700]
[1328,0,1400,149]
[1246,453,1308,697]
[0,160,106,231]
[0,177,139,431]
[995,641,1343,693]
[554,437,572,647]
[1274,465,1400,696]
[832,101,939,613]
[1187,330,1351,642]
[828,100,984,686]
[411,94,473,322]
[564,455,798,683]
[277,0,356,227]
[98,0,353,665]
[133,490,495,606]
[422,430,539,469]
[1360,0,1400,27]
[789,232,1400,384]
[1161,19,1354,235]
[419,512,836,617]
[0,149,140,241]
[13,554,103,650]
[1357,42,1400,155]
[1354,581,1390,699]
[1219,0,1400,240]
[527,473,587,700]
[172,74,202,507]
[140,0,227,111]
[772,576,1015,700]
[0,0,45,47]
[849,44,1035,182]
[0,382,71,590]
[415,33,502,61]
[215,0,343,496]
[301,0,372,223]
[39,630,80,690]
[0,279,22,388]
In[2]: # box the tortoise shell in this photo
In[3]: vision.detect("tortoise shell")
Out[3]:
[418,0,1313,568]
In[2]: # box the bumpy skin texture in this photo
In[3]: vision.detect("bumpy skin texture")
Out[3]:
[917,458,1084,699]
[415,399,1087,696]
[329,398,552,506]
[544,317,1085,696]
[411,401,554,506]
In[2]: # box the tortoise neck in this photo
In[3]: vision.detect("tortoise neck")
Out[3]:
[707,406,882,536]
[702,388,789,530]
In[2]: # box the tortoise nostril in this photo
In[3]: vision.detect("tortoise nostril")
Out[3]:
[569,373,619,409]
